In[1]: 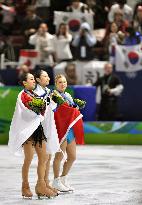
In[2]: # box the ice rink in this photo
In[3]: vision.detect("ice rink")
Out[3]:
[0,145,142,205]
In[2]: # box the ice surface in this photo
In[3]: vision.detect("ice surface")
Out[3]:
[0,145,142,205]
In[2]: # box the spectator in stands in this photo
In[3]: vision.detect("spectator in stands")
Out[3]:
[133,6,142,34]
[133,1,142,20]
[103,22,125,49]
[108,0,133,23]
[0,0,16,35]
[32,0,51,20]
[94,63,124,121]
[102,21,125,59]
[72,22,96,60]
[66,0,92,13]
[102,9,127,60]
[52,23,73,63]
[122,26,141,45]
[113,9,129,33]
[29,23,54,66]
[0,36,15,62]
[22,5,42,46]
[65,63,78,85]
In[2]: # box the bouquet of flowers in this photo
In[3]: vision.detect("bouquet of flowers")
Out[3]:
[51,90,65,105]
[28,97,46,114]
[73,98,86,109]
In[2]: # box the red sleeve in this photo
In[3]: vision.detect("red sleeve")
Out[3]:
[21,92,33,109]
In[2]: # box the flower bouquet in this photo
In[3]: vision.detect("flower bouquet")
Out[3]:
[73,98,86,109]
[51,90,65,105]
[28,97,46,114]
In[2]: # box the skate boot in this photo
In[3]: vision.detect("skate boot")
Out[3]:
[35,180,57,199]
[22,182,33,199]
[52,177,70,192]
[45,179,59,195]
[60,176,74,192]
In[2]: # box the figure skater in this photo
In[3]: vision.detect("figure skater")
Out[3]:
[8,72,59,199]
[33,69,59,195]
[52,74,85,192]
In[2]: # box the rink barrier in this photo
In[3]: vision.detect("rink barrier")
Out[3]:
[1,87,142,145]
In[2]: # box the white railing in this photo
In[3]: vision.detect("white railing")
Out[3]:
[0,54,18,70]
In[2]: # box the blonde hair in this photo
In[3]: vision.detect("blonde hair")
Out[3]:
[55,74,67,85]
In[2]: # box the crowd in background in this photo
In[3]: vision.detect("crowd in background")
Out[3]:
[0,0,142,86]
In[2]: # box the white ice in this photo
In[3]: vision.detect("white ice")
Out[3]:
[0,145,142,205]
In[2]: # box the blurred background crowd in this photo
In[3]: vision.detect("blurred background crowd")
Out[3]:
[0,0,141,83]
[0,0,142,121]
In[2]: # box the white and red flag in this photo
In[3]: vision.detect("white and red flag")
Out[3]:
[110,44,142,72]
[54,11,93,36]
[19,49,39,69]
[54,103,85,145]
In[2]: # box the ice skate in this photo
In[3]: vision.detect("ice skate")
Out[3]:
[52,177,70,192]
[60,176,74,192]
[35,180,57,199]
[22,182,33,199]
[45,179,59,195]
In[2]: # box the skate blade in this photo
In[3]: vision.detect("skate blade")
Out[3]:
[37,195,54,200]
[22,196,32,200]
[58,190,71,195]
[69,190,74,193]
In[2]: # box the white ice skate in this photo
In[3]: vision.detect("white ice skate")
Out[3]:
[60,176,74,192]
[52,177,70,192]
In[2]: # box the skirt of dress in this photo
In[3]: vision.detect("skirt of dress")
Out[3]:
[22,124,47,147]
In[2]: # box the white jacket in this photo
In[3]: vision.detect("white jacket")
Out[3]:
[52,34,73,61]
[29,32,54,65]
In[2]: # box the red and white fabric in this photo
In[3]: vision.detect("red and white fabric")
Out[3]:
[18,49,39,69]
[8,90,60,156]
[54,102,84,145]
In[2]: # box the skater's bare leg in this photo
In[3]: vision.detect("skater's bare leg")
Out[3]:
[53,140,67,178]
[22,141,34,183]
[44,154,58,193]
[61,139,76,177]
[35,141,48,181]
[44,154,51,183]
[35,142,56,197]
[22,140,34,197]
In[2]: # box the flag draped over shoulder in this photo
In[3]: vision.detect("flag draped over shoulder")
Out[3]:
[114,44,142,72]
[8,90,60,156]
[54,103,84,145]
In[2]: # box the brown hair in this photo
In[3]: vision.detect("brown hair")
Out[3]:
[56,23,68,38]
[19,72,32,86]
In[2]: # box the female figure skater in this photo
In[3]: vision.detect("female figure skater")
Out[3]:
[33,69,58,194]
[8,72,59,199]
[52,74,85,192]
